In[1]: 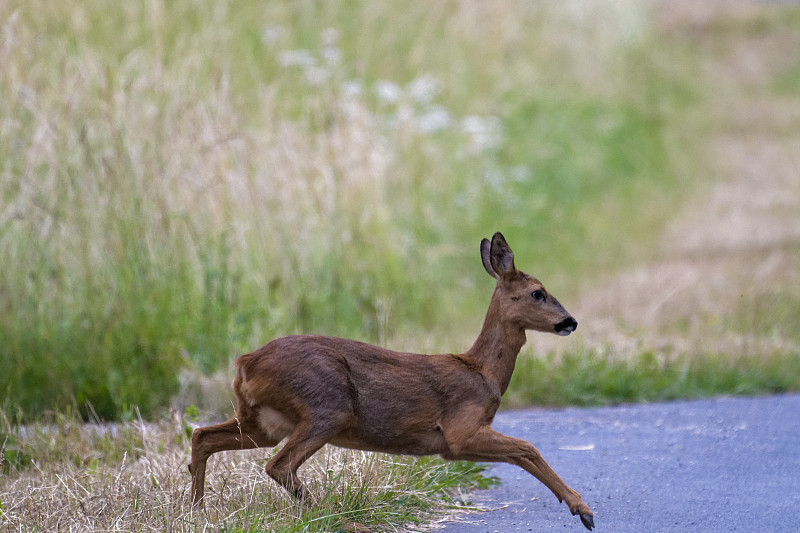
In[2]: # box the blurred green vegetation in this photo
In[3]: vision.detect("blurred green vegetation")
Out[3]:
[503,348,800,409]
[1,0,710,419]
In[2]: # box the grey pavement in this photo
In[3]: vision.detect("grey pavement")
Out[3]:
[438,394,800,533]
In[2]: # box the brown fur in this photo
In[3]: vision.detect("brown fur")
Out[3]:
[189,232,594,530]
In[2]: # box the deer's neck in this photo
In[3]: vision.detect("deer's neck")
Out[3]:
[464,290,527,395]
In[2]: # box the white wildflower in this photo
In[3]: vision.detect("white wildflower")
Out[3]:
[461,115,504,150]
[261,25,287,47]
[340,80,364,99]
[321,28,339,46]
[321,45,342,68]
[277,49,316,68]
[373,80,403,104]
[407,74,442,106]
[416,105,451,134]
[303,65,331,86]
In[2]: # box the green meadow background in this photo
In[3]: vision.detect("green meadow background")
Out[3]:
[2,1,796,420]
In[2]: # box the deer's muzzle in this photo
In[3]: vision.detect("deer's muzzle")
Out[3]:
[554,317,578,336]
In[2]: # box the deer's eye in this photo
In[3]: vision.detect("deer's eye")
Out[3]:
[531,289,546,302]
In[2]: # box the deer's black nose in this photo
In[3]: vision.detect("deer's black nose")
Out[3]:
[554,317,578,336]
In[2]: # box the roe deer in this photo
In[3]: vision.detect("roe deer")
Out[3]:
[189,232,595,530]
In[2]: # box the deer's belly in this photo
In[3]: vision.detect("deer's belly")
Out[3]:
[328,423,448,456]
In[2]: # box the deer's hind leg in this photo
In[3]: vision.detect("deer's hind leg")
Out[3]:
[264,414,350,502]
[190,413,281,506]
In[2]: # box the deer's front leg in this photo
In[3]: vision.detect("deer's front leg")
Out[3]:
[442,424,594,531]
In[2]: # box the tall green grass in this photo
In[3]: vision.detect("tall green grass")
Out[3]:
[1,0,699,418]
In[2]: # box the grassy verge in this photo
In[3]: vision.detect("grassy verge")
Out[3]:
[0,408,494,532]
[503,348,800,409]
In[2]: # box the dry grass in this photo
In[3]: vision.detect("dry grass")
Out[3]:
[0,409,489,532]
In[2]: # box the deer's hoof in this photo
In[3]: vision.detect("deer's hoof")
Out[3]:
[580,512,594,530]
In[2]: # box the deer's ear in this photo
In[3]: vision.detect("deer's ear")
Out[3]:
[481,238,497,278]
[489,232,515,275]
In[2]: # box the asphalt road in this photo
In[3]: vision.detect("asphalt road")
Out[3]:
[438,394,800,533]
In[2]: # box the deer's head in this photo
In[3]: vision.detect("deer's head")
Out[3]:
[481,232,577,336]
